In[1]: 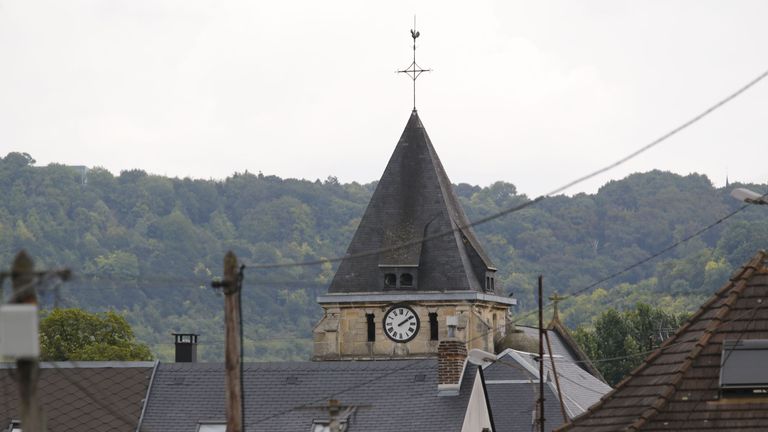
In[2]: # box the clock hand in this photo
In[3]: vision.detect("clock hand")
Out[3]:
[397,316,413,327]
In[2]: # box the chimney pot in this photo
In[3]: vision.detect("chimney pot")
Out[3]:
[173,333,199,363]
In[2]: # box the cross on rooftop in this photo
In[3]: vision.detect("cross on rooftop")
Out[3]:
[549,292,569,322]
[397,17,432,111]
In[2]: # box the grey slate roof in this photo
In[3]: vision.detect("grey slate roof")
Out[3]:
[329,110,498,295]
[482,349,611,432]
[140,359,476,432]
[0,361,154,432]
[518,324,605,382]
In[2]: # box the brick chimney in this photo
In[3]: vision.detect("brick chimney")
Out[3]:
[173,333,198,363]
[437,316,467,396]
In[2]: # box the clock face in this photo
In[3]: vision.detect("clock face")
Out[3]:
[383,304,420,342]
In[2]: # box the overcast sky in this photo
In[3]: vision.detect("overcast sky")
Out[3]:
[1,1,766,197]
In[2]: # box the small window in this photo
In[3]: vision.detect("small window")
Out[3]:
[366,313,375,342]
[720,339,768,396]
[197,423,226,432]
[311,420,347,432]
[491,277,495,291]
[485,276,490,290]
[400,273,413,287]
[384,273,396,287]
[429,312,438,341]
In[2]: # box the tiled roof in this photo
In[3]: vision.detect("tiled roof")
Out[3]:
[558,250,768,431]
[329,110,498,295]
[0,361,155,432]
[519,322,606,382]
[482,349,611,431]
[140,359,475,432]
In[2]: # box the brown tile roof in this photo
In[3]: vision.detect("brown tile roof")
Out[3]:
[557,250,768,431]
[0,362,155,432]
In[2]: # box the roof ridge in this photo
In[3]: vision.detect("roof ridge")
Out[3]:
[627,255,759,430]
[547,319,606,383]
[557,250,767,431]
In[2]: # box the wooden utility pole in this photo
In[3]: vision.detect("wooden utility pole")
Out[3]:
[544,331,568,423]
[537,275,545,432]
[212,251,244,432]
[11,251,45,432]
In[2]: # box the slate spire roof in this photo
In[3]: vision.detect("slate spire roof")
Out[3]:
[558,250,768,431]
[329,110,498,294]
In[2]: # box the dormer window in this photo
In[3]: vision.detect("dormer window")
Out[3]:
[379,265,418,290]
[484,271,496,293]
[720,339,768,396]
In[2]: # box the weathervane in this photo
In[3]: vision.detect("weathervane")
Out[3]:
[397,17,432,111]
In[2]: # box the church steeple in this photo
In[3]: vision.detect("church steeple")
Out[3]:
[312,25,514,361]
[329,110,498,295]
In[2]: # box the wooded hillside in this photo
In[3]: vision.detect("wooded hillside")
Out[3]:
[1,152,766,361]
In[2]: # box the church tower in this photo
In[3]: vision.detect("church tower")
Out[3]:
[312,109,516,360]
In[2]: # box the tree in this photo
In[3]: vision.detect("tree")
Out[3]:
[573,303,688,385]
[39,308,152,361]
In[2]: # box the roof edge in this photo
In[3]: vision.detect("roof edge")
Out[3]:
[555,250,768,432]
[0,361,157,369]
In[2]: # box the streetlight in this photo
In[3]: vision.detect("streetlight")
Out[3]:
[731,188,768,205]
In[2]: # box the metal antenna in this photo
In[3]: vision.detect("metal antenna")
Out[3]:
[397,16,432,111]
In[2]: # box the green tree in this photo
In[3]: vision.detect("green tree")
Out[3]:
[573,303,688,385]
[39,308,152,361]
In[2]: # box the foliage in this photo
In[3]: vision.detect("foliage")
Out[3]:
[39,308,152,361]
[1,152,766,362]
[572,303,689,385]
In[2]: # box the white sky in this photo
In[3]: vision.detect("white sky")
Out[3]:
[1,0,766,197]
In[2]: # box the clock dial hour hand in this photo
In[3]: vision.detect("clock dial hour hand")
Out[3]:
[397,316,413,327]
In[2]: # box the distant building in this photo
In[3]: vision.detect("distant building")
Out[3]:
[67,165,89,184]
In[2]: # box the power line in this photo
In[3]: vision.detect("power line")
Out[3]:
[244,66,768,270]
[567,202,754,298]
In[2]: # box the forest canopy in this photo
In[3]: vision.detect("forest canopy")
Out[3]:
[0,152,766,361]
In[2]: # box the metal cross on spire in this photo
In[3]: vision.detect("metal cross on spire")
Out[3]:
[397,17,432,111]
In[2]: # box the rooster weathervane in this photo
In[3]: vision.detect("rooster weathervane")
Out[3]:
[397,17,432,111]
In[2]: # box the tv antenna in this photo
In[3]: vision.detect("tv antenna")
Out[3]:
[397,17,432,111]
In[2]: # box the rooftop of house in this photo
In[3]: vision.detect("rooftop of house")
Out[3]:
[328,110,499,296]
[0,361,154,432]
[558,250,768,431]
[479,348,612,432]
[518,322,606,382]
[140,359,476,432]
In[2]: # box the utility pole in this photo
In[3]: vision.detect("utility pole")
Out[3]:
[544,331,568,423]
[537,275,545,432]
[11,251,45,432]
[212,251,244,432]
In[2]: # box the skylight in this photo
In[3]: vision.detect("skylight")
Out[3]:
[311,420,347,432]
[197,422,226,432]
[720,339,768,395]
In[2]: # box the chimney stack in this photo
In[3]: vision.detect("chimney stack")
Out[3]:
[173,333,199,363]
[437,316,467,396]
